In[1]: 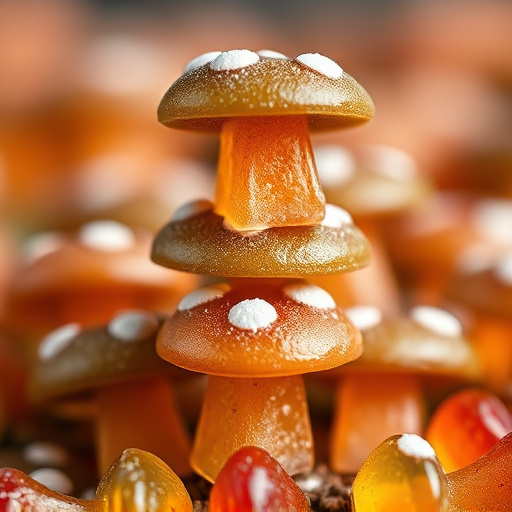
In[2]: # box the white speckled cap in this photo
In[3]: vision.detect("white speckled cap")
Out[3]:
[158,49,374,132]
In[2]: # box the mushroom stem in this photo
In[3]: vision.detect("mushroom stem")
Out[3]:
[191,375,314,482]
[330,374,424,473]
[95,376,192,476]
[215,116,325,231]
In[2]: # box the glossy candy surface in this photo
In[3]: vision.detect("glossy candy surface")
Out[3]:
[158,279,362,377]
[97,448,193,512]
[0,467,99,511]
[151,201,370,277]
[446,432,512,511]
[158,50,374,132]
[352,434,448,512]
[191,375,313,482]
[426,388,512,472]
[209,446,309,512]
[215,116,324,231]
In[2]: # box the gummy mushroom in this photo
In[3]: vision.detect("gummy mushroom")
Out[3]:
[2,220,198,355]
[30,310,193,476]
[328,305,482,473]
[443,252,512,392]
[157,49,374,231]
[157,279,361,482]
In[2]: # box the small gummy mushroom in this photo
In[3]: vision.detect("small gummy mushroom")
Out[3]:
[3,220,198,354]
[446,432,512,512]
[352,434,448,512]
[157,279,361,482]
[152,199,370,277]
[426,388,512,472]
[158,49,374,231]
[0,467,101,512]
[96,448,193,512]
[328,305,482,473]
[30,310,192,476]
[209,446,309,512]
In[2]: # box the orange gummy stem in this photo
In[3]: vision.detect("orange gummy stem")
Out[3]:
[215,116,325,231]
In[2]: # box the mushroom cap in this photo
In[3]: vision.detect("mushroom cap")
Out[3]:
[151,200,370,277]
[445,253,512,319]
[30,310,190,403]
[158,50,374,133]
[157,279,362,377]
[314,144,432,218]
[4,221,197,332]
[338,305,482,380]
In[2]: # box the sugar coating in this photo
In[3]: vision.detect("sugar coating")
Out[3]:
[345,306,383,331]
[295,53,343,79]
[29,468,73,495]
[178,283,231,312]
[210,49,260,71]
[257,49,288,59]
[248,466,274,512]
[283,282,336,310]
[397,434,437,460]
[39,323,81,361]
[185,51,222,73]
[171,198,213,222]
[411,306,462,338]
[313,145,356,187]
[495,253,512,286]
[78,220,135,251]
[107,310,159,342]
[228,298,278,331]
[23,232,64,263]
[23,442,69,467]
[321,204,353,228]
[471,199,512,245]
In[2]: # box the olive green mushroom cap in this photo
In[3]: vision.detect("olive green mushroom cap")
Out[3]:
[340,305,482,380]
[30,310,189,402]
[158,49,375,132]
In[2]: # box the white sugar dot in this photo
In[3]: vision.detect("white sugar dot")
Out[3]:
[23,232,64,263]
[178,283,231,312]
[363,145,418,181]
[411,306,462,338]
[321,204,353,228]
[257,49,288,59]
[78,221,135,252]
[107,310,159,342]
[185,51,222,73]
[228,299,278,331]
[471,199,512,245]
[345,306,383,331]
[23,442,69,467]
[495,254,512,285]
[313,145,356,187]
[397,434,437,460]
[210,49,260,71]
[30,468,73,495]
[39,324,81,361]
[296,53,343,79]
[283,282,336,310]
[171,198,213,222]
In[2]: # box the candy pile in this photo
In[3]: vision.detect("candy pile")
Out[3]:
[1,46,512,512]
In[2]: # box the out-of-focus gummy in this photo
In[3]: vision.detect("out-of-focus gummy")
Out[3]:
[427,388,512,472]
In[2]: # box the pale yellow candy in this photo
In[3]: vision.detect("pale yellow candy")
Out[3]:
[96,448,193,512]
[352,434,447,512]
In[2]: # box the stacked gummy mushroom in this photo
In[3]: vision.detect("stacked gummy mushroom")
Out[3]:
[151,49,374,483]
